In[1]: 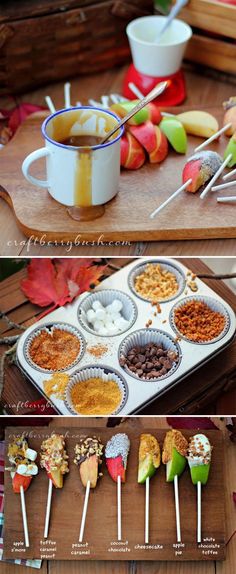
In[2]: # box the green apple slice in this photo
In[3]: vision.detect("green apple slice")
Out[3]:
[138,454,157,484]
[138,434,160,484]
[190,463,210,486]
[166,447,187,482]
[160,118,187,154]
[224,133,236,167]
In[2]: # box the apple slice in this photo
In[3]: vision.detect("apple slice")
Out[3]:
[223,97,236,136]
[162,429,188,482]
[166,448,186,482]
[120,132,146,169]
[79,454,99,489]
[176,110,219,138]
[12,473,32,493]
[190,464,210,486]
[138,434,160,484]
[224,133,236,167]
[106,455,126,483]
[110,101,161,126]
[129,122,168,163]
[47,469,63,489]
[160,118,187,154]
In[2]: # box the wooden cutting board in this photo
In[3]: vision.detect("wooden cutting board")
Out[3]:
[0,107,235,243]
[3,427,226,561]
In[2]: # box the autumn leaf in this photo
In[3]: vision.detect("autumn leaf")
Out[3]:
[167,417,218,430]
[21,258,106,315]
[233,493,236,506]
[8,103,46,134]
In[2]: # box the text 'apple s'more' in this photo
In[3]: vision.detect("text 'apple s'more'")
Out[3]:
[40,433,69,538]
[138,434,161,544]
[105,433,130,541]
[7,435,38,547]
[162,430,188,543]
[187,434,212,544]
[74,436,104,542]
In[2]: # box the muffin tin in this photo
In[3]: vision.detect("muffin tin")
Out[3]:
[16,258,236,415]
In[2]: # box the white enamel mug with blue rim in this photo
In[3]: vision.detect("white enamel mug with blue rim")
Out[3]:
[22,106,124,207]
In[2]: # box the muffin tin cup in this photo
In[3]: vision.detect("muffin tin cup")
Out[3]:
[65,365,128,415]
[128,259,186,303]
[77,288,138,337]
[23,322,86,373]
[118,328,181,382]
[170,295,231,345]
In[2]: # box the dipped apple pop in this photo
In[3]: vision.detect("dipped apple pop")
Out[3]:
[74,436,104,542]
[7,435,38,547]
[187,434,212,544]
[40,433,69,538]
[105,433,130,541]
[150,150,223,217]
[162,430,188,543]
[138,434,161,544]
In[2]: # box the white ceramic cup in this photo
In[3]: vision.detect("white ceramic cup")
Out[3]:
[22,106,123,210]
[126,16,192,77]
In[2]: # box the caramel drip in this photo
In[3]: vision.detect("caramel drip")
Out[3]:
[74,149,92,207]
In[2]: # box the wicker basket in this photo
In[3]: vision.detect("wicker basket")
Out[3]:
[0,0,153,95]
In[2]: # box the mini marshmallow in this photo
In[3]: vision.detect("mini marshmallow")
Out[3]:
[94,320,104,332]
[86,309,96,323]
[95,308,106,321]
[98,327,110,336]
[115,318,130,331]
[25,448,37,462]
[17,464,28,476]
[92,300,103,311]
[110,299,123,312]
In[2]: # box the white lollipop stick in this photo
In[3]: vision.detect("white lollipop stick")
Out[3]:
[110,94,119,104]
[64,82,71,108]
[76,101,82,107]
[217,196,236,203]
[223,167,236,180]
[79,480,90,542]
[197,481,201,543]
[117,475,122,541]
[200,154,232,199]
[194,123,232,152]
[44,478,53,539]
[128,82,144,100]
[45,96,56,114]
[161,111,175,118]
[145,476,150,544]
[101,95,109,108]
[20,485,29,547]
[212,180,236,191]
[150,179,192,218]
[174,475,181,543]
[88,98,103,107]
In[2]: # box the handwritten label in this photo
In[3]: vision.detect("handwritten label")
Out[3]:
[71,542,90,556]
[134,543,164,551]
[108,540,131,554]
[173,542,185,556]
[11,541,26,553]
[39,539,57,559]
[199,537,220,556]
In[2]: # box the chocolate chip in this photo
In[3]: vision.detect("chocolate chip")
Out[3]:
[120,341,178,380]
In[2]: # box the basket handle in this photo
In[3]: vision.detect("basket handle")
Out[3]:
[22,148,51,188]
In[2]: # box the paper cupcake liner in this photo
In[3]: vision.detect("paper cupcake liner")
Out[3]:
[65,365,128,415]
[23,322,86,373]
[128,259,186,303]
[170,295,231,345]
[118,328,181,382]
[77,289,138,337]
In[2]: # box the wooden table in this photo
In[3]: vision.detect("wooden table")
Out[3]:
[0,416,235,574]
[0,63,236,257]
[0,258,236,415]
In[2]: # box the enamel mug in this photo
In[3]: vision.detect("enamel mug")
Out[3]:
[22,106,123,209]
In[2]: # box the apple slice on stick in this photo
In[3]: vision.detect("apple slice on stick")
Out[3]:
[187,434,212,544]
[74,437,104,543]
[7,436,38,547]
[40,433,69,539]
[162,430,188,543]
[138,434,161,544]
[150,150,223,218]
[105,433,130,541]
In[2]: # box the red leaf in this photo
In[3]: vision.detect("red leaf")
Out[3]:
[167,417,218,430]
[8,103,46,134]
[233,493,236,506]
[21,258,106,312]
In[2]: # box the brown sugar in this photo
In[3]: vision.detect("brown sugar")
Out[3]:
[29,328,81,370]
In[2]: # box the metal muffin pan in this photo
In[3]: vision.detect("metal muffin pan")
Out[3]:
[16,258,236,415]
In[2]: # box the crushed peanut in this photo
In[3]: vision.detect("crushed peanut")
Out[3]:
[134,264,179,302]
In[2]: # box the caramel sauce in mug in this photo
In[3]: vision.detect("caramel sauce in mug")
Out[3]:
[48,110,116,221]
